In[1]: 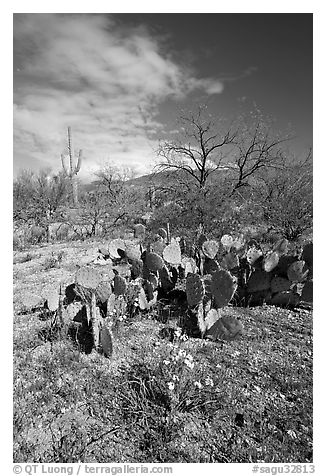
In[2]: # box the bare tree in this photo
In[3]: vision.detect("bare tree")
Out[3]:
[252,150,312,240]
[229,113,290,195]
[154,106,293,233]
[157,106,237,190]
[13,169,69,242]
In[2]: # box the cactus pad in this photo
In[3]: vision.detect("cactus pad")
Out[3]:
[108,239,126,259]
[96,281,112,303]
[206,315,244,341]
[159,266,175,292]
[186,273,205,308]
[134,223,146,238]
[113,275,127,296]
[247,270,271,293]
[181,257,197,276]
[163,243,181,265]
[197,234,207,248]
[204,308,220,332]
[211,269,237,308]
[301,280,313,303]
[271,276,291,294]
[221,252,239,270]
[221,234,233,250]
[125,244,141,261]
[287,260,309,282]
[273,238,289,256]
[149,273,159,289]
[270,291,300,308]
[231,234,246,251]
[100,326,113,358]
[75,267,101,290]
[246,247,263,267]
[203,258,220,275]
[202,240,219,259]
[65,302,83,322]
[45,290,60,312]
[302,243,313,270]
[157,228,168,241]
[130,259,143,280]
[146,252,164,273]
[263,251,279,273]
[152,240,166,256]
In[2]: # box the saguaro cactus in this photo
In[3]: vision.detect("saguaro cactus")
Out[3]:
[61,126,82,206]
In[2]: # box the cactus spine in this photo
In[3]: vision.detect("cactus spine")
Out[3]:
[61,126,82,206]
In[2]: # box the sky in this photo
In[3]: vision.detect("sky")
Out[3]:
[13,13,313,181]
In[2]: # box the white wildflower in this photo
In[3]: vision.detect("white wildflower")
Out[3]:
[174,328,182,338]
[194,381,202,389]
[287,430,297,439]
[163,359,170,366]
[184,359,194,369]
[205,376,214,387]
[172,374,179,381]
[167,382,175,391]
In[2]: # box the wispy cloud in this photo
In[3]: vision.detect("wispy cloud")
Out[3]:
[13,14,241,179]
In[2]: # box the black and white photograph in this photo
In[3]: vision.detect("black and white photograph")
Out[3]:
[12,9,314,467]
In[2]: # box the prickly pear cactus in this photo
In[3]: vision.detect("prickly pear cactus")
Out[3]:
[157,228,168,241]
[247,270,271,293]
[125,243,141,261]
[221,234,233,251]
[206,315,244,341]
[275,255,298,278]
[138,286,158,310]
[100,325,113,358]
[152,240,166,256]
[270,291,300,308]
[146,252,164,273]
[113,275,127,296]
[134,223,146,238]
[181,257,197,276]
[45,289,60,312]
[221,252,239,270]
[65,302,83,322]
[130,259,143,279]
[270,276,291,294]
[287,260,309,283]
[211,269,237,308]
[301,280,313,303]
[86,292,102,350]
[263,251,279,273]
[108,239,126,259]
[197,234,207,248]
[148,273,159,289]
[76,267,101,290]
[302,243,313,273]
[273,238,289,256]
[186,273,205,308]
[204,308,220,332]
[231,234,246,251]
[159,265,175,293]
[163,243,182,265]
[202,240,219,259]
[203,258,220,275]
[246,247,263,267]
[96,281,112,303]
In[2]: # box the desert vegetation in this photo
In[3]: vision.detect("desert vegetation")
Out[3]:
[13,107,313,463]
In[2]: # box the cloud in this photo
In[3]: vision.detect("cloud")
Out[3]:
[13,13,230,179]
